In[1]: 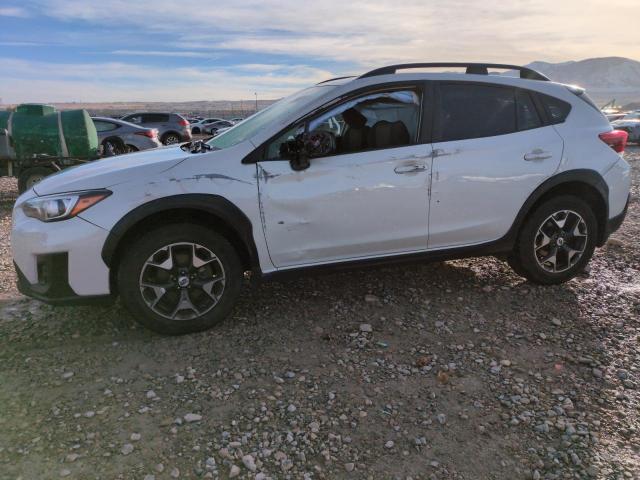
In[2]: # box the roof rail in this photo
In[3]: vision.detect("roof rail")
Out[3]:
[359,63,550,81]
[316,76,356,85]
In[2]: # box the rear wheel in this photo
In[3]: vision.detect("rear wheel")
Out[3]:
[162,133,181,145]
[102,137,126,156]
[17,167,55,193]
[118,224,243,335]
[507,195,597,284]
[125,144,139,153]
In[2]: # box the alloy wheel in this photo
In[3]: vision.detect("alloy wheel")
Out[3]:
[533,210,588,273]
[139,242,226,320]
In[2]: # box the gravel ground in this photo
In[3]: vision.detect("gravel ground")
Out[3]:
[0,148,638,480]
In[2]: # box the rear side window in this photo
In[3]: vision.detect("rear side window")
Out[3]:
[516,90,542,131]
[537,93,571,124]
[142,114,170,123]
[437,84,516,142]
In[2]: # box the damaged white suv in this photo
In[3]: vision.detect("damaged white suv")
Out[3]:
[12,63,631,334]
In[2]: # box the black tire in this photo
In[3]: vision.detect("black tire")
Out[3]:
[117,224,243,335]
[191,127,201,134]
[125,144,139,153]
[102,137,127,156]
[162,132,181,145]
[17,167,55,193]
[508,195,598,284]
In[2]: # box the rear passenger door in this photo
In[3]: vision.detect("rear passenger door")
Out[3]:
[428,82,564,249]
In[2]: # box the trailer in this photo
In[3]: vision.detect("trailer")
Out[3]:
[0,104,100,193]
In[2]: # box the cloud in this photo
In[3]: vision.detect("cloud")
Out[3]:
[0,41,46,46]
[110,50,213,58]
[24,0,640,64]
[0,6,29,17]
[3,0,640,102]
[0,57,335,102]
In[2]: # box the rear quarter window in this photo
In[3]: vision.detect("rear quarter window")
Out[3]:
[537,93,571,124]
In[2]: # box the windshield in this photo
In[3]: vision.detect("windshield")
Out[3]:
[206,85,332,150]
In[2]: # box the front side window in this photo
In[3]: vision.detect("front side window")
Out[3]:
[266,89,421,159]
[437,84,516,142]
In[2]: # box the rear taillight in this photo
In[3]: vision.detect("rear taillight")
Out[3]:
[135,130,156,139]
[178,119,189,127]
[599,130,628,153]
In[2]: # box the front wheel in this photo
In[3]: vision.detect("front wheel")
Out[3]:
[508,195,597,284]
[118,224,243,335]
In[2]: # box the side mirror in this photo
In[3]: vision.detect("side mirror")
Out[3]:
[280,135,311,171]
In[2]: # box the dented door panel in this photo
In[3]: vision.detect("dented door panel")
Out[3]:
[257,144,432,268]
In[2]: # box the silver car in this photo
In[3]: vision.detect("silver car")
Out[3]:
[610,111,640,144]
[120,112,192,145]
[204,120,234,135]
[190,117,225,134]
[92,117,163,155]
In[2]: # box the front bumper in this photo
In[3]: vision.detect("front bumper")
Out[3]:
[12,206,113,304]
[15,257,113,306]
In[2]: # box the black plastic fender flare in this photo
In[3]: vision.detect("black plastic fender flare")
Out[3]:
[101,194,260,271]
[504,168,609,245]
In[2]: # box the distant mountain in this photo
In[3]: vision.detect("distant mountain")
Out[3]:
[525,57,640,105]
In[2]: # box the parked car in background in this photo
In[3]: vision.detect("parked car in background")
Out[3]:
[205,120,234,135]
[606,112,627,122]
[92,117,162,155]
[611,111,640,144]
[211,126,231,137]
[230,117,244,123]
[120,112,191,145]
[12,62,631,335]
[190,118,225,134]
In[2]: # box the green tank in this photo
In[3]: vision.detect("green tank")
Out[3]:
[0,104,99,160]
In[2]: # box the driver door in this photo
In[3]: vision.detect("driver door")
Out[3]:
[256,85,433,268]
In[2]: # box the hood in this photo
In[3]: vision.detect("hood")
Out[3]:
[33,146,188,196]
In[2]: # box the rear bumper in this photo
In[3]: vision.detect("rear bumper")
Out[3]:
[604,194,629,238]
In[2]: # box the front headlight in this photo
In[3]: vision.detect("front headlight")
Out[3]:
[22,190,112,222]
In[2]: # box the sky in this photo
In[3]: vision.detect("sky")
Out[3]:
[0,0,639,103]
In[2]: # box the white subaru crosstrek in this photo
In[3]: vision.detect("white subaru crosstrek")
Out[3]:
[12,63,631,334]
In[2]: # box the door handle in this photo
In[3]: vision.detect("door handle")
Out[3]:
[394,164,426,174]
[524,149,553,161]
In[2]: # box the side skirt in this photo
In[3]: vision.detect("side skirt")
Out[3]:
[260,237,513,282]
